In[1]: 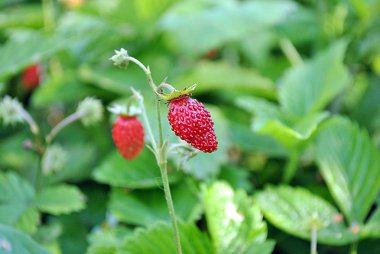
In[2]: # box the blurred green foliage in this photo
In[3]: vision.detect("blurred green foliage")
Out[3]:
[0,0,380,253]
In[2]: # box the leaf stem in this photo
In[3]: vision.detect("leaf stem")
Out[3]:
[126,57,160,96]
[20,107,40,137]
[158,156,183,254]
[42,0,55,32]
[350,242,358,254]
[280,38,303,66]
[46,111,83,144]
[127,56,183,254]
[310,224,318,254]
[283,150,300,183]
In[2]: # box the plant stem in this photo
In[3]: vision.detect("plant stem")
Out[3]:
[156,97,164,146]
[127,57,160,96]
[350,242,358,254]
[158,157,182,254]
[127,56,183,254]
[280,38,303,66]
[139,101,157,151]
[283,150,300,183]
[310,224,318,254]
[46,111,83,144]
[42,0,55,32]
[20,108,39,136]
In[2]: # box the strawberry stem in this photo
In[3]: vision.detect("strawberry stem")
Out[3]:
[113,52,183,254]
[46,111,84,144]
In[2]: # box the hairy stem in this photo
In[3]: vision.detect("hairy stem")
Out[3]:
[310,224,318,254]
[127,56,183,254]
[280,38,303,66]
[42,0,55,32]
[350,242,358,254]
[20,108,39,136]
[46,111,83,144]
[158,157,182,254]
[283,150,300,183]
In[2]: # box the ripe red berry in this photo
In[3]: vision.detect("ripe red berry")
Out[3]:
[22,64,40,91]
[168,95,218,153]
[112,116,144,160]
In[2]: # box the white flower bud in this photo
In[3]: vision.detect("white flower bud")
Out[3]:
[42,144,67,175]
[77,97,103,126]
[109,48,129,68]
[0,96,25,126]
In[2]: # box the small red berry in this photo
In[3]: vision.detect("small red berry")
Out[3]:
[168,95,218,153]
[112,116,145,160]
[22,64,40,91]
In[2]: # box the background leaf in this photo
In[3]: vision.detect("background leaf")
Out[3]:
[203,182,271,254]
[255,185,358,245]
[159,0,297,55]
[236,96,328,149]
[93,149,180,188]
[0,224,50,254]
[315,117,380,223]
[119,221,215,254]
[108,180,200,227]
[174,61,276,99]
[35,184,85,215]
[0,172,38,234]
[279,40,349,117]
[0,32,64,79]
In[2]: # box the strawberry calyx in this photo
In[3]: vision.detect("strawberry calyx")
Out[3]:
[156,83,197,101]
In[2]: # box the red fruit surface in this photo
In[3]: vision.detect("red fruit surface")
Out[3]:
[168,95,218,153]
[112,116,145,160]
[22,64,40,90]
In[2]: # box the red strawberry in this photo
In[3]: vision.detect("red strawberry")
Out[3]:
[168,95,218,153]
[112,115,145,160]
[22,64,40,91]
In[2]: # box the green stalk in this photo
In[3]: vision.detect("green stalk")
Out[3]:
[283,150,300,183]
[310,224,318,254]
[280,38,303,66]
[350,242,358,254]
[125,56,183,254]
[46,111,83,144]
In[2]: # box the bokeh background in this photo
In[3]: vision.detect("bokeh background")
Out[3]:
[1,0,380,253]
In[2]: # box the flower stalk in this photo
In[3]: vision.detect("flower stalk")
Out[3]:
[112,49,183,254]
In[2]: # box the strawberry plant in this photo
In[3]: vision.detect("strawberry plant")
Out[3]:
[1,0,380,254]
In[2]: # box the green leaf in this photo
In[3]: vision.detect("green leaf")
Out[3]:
[35,184,85,215]
[255,185,358,245]
[279,40,349,117]
[0,32,64,79]
[0,4,43,29]
[363,208,380,238]
[0,172,39,234]
[315,117,380,223]
[109,180,200,227]
[32,72,95,107]
[86,226,131,254]
[119,222,215,254]
[93,149,180,188]
[78,65,139,95]
[174,61,276,99]
[159,0,297,55]
[0,224,50,254]
[203,182,270,254]
[236,96,328,149]
[245,241,276,254]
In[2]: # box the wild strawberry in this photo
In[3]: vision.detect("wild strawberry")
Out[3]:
[22,64,40,91]
[112,115,144,160]
[168,95,218,153]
